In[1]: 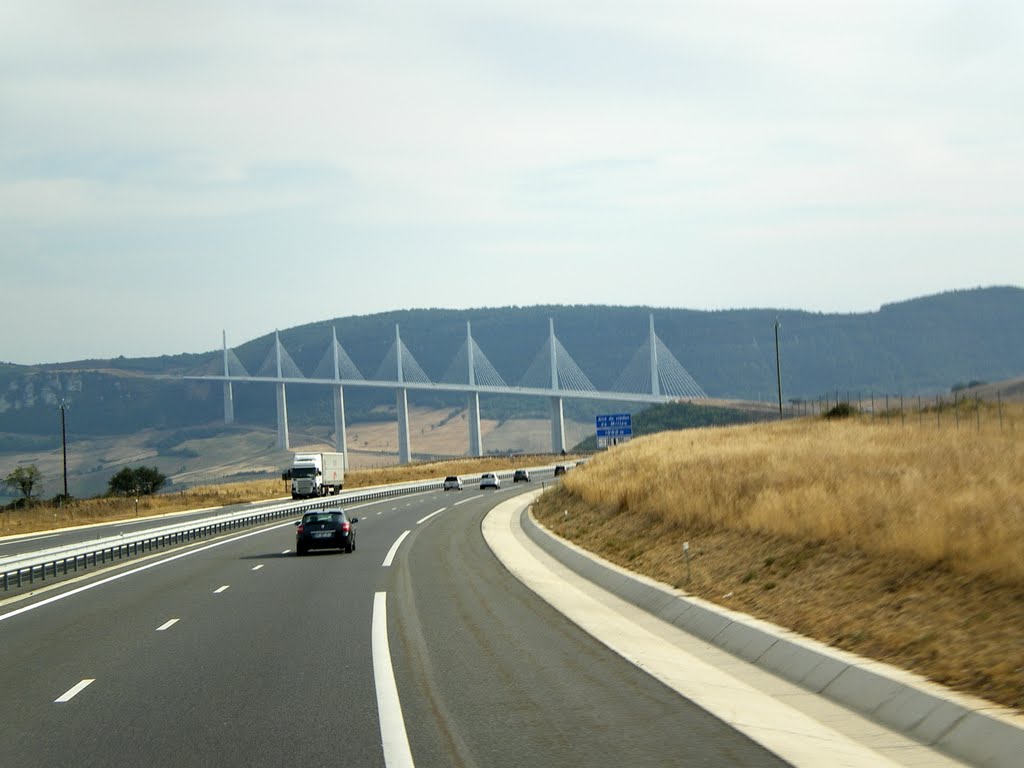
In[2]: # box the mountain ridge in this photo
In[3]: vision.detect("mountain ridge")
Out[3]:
[2,286,1022,441]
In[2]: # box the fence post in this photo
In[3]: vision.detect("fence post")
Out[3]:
[998,390,1004,430]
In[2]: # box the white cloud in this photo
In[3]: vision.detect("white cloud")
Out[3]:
[0,0,1022,362]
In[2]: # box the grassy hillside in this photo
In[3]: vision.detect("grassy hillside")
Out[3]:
[535,407,1024,710]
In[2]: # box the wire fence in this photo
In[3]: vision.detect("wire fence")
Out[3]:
[782,389,1021,433]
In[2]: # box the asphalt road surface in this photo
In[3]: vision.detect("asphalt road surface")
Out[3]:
[0,482,785,767]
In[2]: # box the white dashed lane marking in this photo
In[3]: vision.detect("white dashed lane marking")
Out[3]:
[416,507,446,525]
[55,679,94,703]
[214,585,229,594]
[382,531,411,568]
[156,619,179,631]
[251,564,264,571]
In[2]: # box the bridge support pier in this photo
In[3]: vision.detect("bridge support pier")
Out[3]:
[222,331,234,425]
[276,382,290,450]
[468,392,482,457]
[223,382,234,425]
[397,388,411,464]
[333,385,348,469]
[550,396,565,454]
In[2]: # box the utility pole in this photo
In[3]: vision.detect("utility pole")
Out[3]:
[774,318,783,419]
[59,399,69,497]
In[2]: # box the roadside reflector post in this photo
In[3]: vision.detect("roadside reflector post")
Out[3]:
[684,541,691,584]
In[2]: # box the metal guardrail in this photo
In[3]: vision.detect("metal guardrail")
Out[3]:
[1,477,445,591]
[0,464,567,592]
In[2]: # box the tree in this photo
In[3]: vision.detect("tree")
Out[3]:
[107,466,168,497]
[4,465,43,503]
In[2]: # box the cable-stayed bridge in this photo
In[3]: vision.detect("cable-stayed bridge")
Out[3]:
[184,314,707,465]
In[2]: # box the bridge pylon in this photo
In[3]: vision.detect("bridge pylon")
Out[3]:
[467,321,483,456]
[395,324,411,464]
[222,330,234,425]
[274,331,289,450]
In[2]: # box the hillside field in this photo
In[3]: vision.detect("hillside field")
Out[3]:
[535,407,1024,711]
[0,407,591,501]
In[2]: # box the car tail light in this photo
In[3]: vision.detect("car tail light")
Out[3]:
[296,524,304,534]
[341,522,350,533]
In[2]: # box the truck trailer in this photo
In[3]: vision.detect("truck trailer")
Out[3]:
[290,452,345,499]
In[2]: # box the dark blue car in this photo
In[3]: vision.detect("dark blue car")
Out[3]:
[295,509,358,555]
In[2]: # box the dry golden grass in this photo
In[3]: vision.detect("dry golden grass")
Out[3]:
[561,412,1024,584]
[0,454,568,536]
[534,408,1024,710]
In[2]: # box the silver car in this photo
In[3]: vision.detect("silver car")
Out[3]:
[479,472,500,490]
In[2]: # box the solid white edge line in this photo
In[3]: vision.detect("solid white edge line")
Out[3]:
[156,618,179,631]
[214,585,229,594]
[55,678,94,703]
[415,507,446,525]
[372,592,415,768]
[0,520,296,624]
[381,531,410,568]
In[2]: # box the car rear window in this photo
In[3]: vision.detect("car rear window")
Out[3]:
[304,512,343,523]
[445,476,458,482]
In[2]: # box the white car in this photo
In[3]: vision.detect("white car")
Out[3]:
[479,472,500,490]
[443,475,463,491]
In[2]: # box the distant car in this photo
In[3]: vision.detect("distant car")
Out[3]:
[554,464,568,476]
[443,475,463,491]
[295,509,358,555]
[513,469,531,483]
[480,472,501,490]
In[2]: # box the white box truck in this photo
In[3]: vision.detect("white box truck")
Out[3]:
[290,452,345,499]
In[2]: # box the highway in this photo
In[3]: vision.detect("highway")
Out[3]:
[0,495,293,560]
[0,482,784,767]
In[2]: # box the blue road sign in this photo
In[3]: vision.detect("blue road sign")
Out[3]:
[596,413,632,447]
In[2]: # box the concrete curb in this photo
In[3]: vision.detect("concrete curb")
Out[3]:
[520,507,1024,768]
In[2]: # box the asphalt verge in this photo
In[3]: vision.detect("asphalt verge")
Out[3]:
[518,503,1023,768]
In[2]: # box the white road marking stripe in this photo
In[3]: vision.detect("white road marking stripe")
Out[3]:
[416,507,446,525]
[251,564,264,571]
[281,549,291,554]
[381,531,410,568]
[453,497,474,507]
[0,520,298,624]
[156,618,179,631]
[55,679,94,703]
[372,593,415,768]
[214,585,229,594]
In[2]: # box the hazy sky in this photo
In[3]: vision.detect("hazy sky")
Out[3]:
[2,1,1022,365]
